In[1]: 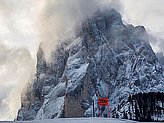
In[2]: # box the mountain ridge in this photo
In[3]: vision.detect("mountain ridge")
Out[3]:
[16,9,164,121]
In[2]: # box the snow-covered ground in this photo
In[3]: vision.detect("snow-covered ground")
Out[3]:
[0,118,163,123]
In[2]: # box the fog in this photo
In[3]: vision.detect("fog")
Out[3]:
[0,42,35,120]
[0,0,36,120]
[37,0,122,60]
[122,0,164,55]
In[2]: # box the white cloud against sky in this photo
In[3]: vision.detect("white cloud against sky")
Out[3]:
[122,0,164,53]
[0,0,164,120]
[0,0,37,120]
[122,0,164,33]
[0,0,39,56]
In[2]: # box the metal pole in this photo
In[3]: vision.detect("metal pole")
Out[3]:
[108,106,110,118]
[93,100,95,117]
[98,106,100,117]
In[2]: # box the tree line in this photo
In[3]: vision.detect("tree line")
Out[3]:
[112,92,164,122]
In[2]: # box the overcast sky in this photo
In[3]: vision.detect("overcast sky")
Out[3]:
[0,0,164,120]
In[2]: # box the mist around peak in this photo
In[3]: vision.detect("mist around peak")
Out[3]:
[37,0,122,61]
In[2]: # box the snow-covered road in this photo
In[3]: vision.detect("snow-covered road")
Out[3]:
[0,118,160,123]
[0,118,162,123]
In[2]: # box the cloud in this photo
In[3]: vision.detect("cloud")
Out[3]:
[156,52,164,65]
[37,0,122,60]
[0,0,39,57]
[122,0,164,54]
[0,2,37,119]
[0,42,35,120]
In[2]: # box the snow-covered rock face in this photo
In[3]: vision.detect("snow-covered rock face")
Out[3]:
[16,9,164,120]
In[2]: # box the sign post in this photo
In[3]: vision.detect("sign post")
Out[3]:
[96,91,110,117]
[98,97,109,117]
[92,100,95,117]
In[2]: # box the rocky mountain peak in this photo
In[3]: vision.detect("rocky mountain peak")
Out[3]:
[82,9,123,35]
[16,9,164,121]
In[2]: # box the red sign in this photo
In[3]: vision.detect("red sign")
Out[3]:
[98,98,108,106]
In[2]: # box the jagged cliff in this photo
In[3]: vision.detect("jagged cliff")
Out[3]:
[16,9,164,120]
